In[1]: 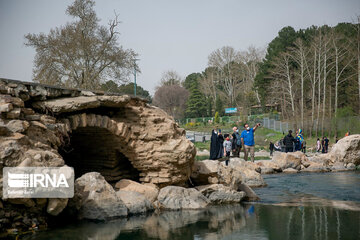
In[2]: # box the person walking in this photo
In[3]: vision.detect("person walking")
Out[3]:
[241,123,261,162]
[269,142,275,156]
[283,130,295,153]
[316,138,321,152]
[231,127,241,157]
[321,137,325,153]
[324,136,329,153]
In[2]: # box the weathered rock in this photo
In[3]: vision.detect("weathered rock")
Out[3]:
[256,160,282,174]
[115,179,159,203]
[195,184,246,204]
[329,135,360,165]
[227,160,266,187]
[238,183,260,201]
[191,160,220,185]
[217,163,243,190]
[6,120,29,133]
[116,190,154,214]
[346,163,356,170]
[282,168,298,173]
[70,172,127,220]
[7,198,35,208]
[157,186,209,210]
[272,151,305,170]
[330,162,348,172]
[47,198,68,216]
[301,162,329,173]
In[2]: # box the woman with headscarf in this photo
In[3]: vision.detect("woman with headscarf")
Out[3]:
[296,129,304,151]
[210,128,219,160]
[216,129,224,159]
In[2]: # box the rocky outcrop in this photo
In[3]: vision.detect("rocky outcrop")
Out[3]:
[116,190,154,215]
[0,78,196,188]
[156,186,210,210]
[191,159,266,189]
[272,152,304,170]
[115,179,159,203]
[0,79,196,230]
[329,135,360,165]
[195,184,246,204]
[69,172,128,220]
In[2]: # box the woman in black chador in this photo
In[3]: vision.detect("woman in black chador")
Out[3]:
[216,129,224,159]
[210,129,219,160]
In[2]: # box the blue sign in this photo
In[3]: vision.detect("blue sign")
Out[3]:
[225,107,237,113]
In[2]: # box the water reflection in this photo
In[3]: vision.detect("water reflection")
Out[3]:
[22,204,360,240]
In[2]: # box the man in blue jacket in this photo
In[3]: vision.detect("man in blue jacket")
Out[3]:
[241,123,261,162]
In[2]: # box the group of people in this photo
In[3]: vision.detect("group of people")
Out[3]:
[316,137,329,153]
[210,123,261,165]
[269,129,306,155]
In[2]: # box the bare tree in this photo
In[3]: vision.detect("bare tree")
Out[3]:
[208,46,243,106]
[25,0,137,90]
[291,38,309,128]
[158,70,183,87]
[270,52,296,118]
[153,85,189,119]
[332,30,356,135]
[239,46,265,104]
[199,67,218,106]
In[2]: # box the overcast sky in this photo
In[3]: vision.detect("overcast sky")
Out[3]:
[0,0,359,94]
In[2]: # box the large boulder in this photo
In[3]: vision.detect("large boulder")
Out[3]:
[69,172,128,220]
[272,151,305,170]
[115,179,159,203]
[156,186,209,210]
[116,190,154,215]
[191,160,221,185]
[227,160,266,188]
[217,164,243,190]
[195,184,246,204]
[329,135,360,165]
[256,160,282,174]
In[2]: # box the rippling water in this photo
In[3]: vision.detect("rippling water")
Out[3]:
[22,171,360,240]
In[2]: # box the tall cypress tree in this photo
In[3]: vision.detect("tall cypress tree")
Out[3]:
[185,81,207,118]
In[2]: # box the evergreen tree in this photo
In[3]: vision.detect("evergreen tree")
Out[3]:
[215,97,224,116]
[207,97,213,117]
[185,81,207,118]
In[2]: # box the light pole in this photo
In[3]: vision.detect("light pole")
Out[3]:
[133,59,139,96]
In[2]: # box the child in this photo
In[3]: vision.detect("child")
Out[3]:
[223,136,232,166]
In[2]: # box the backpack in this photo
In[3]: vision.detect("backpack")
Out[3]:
[235,132,242,146]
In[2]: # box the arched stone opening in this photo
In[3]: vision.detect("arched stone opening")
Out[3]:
[58,114,139,184]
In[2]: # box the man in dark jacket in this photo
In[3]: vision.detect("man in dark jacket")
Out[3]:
[283,130,295,153]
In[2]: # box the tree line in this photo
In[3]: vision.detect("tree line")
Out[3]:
[153,20,360,138]
[255,21,360,137]
[153,45,265,119]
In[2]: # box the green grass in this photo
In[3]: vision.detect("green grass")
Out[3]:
[194,141,210,151]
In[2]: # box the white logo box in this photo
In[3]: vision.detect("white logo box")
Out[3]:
[3,167,74,198]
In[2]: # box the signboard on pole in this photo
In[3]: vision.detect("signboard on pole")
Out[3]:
[225,107,237,114]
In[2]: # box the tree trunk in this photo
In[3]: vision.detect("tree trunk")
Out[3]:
[321,44,327,137]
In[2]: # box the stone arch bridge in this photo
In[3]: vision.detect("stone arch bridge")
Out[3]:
[0,78,196,187]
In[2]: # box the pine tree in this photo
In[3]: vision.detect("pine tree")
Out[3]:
[215,97,224,116]
[185,81,207,118]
